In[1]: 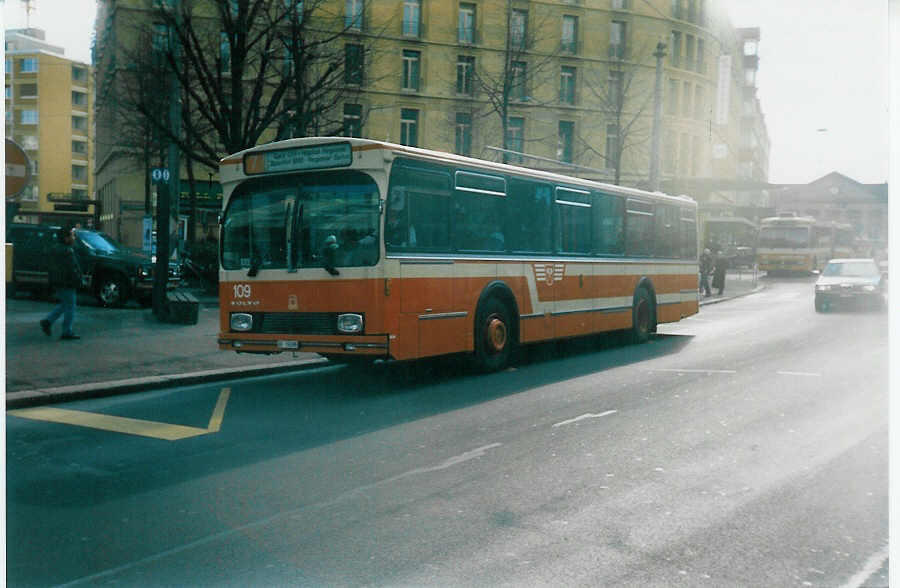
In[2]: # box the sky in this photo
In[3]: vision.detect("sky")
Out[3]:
[1,0,891,185]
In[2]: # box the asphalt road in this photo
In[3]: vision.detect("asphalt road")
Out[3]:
[6,276,888,587]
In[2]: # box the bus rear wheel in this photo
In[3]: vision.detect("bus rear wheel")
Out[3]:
[629,288,654,344]
[474,297,514,372]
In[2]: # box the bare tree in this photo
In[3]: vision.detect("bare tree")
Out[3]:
[578,44,656,185]
[120,0,373,171]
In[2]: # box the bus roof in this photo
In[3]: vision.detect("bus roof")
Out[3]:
[221,136,697,209]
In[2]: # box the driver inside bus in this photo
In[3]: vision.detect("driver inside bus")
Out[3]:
[385,187,417,248]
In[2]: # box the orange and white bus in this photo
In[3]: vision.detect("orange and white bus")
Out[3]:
[757,213,856,274]
[217,137,699,371]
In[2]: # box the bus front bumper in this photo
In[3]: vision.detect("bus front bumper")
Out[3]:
[217,333,390,356]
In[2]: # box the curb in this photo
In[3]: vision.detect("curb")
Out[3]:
[699,283,766,307]
[6,357,330,409]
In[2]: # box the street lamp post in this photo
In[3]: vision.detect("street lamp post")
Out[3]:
[649,41,667,192]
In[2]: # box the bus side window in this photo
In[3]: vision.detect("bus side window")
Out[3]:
[625,199,654,257]
[594,192,625,255]
[387,162,451,252]
[507,179,552,253]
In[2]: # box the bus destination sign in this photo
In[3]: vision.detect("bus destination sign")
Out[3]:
[244,142,352,175]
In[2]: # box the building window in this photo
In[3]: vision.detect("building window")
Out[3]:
[72,188,88,199]
[284,0,304,22]
[605,123,619,164]
[402,50,420,91]
[506,117,524,163]
[72,115,88,132]
[220,32,231,73]
[687,0,697,22]
[72,65,88,82]
[670,31,681,67]
[5,58,11,73]
[560,66,576,105]
[682,81,692,116]
[697,39,705,73]
[345,0,363,30]
[561,15,577,53]
[612,0,628,8]
[23,135,38,150]
[345,43,364,85]
[511,61,527,101]
[671,0,682,19]
[667,79,678,115]
[456,56,475,94]
[694,85,704,119]
[679,132,689,175]
[20,110,38,124]
[72,165,88,182]
[511,9,527,50]
[744,39,758,56]
[343,103,362,137]
[18,83,38,98]
[459,3,476,44]
[558,121,574,163]
[70,91,89,107]
[608,69,623,109]
[403,0,420,37]
[19,58,38,73]
[685,34,695,70]
[455,112,472,156]
[4,84,10,99]
[72,140,88,154]
[400,109,419,146]
[282,46,294,76]
[609,21,626,59]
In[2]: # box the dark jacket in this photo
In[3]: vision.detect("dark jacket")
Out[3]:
[48,243,83,289]
[712,255,728,289]
[700,252,714,275]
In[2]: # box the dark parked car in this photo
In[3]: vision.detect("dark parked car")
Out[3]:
[814,258,886,312]
[6,223,181,306]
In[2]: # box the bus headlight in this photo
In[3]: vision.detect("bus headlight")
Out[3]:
[230,313,253,331]
[863,285,876,292]
[337,313,363,334]
[816,284,832,291]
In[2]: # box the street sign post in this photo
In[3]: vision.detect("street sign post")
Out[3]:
[5,139,32,199]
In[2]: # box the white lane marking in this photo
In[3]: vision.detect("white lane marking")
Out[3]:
[649,368,738,374]
[776,371,822,377]
[553,410,617,428]
[838,544,889,588]
[56,443,504,587]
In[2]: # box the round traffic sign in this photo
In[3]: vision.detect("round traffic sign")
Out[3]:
[5,139,31,199]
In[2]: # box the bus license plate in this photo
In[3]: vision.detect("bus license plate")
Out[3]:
[277,340,299,350]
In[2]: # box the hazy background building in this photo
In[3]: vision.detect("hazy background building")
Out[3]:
[5,27,95,226]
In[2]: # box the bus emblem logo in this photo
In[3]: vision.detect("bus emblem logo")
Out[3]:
[288,294,299,310]
[534,263,565,286]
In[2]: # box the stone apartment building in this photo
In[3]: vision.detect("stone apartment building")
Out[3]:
[93,0,769,248]
[5,28,94,227]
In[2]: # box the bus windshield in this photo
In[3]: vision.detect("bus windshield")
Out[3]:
[222,170,380,271]
[758,226,809,248]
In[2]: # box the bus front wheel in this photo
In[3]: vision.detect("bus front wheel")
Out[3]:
[474,297,514,372]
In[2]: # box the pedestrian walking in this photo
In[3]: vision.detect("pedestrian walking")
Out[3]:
[699,248,713,297]
[40,226,83,340]
[712,250,728,296]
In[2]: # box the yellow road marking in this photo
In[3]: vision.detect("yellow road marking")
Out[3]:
[9,388,232,441]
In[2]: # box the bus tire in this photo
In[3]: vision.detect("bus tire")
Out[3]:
[474,297,515,372]
[629,287,654,344]
[814,295,825,313]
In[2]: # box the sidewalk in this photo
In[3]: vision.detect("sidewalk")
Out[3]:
[4,287,326,408]
[699,267,763,306]
[5,271,762,408]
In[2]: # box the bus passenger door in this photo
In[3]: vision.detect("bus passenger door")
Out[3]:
[399,259,463,358]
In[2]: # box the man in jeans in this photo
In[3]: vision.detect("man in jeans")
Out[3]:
[40,226,82,340]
